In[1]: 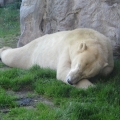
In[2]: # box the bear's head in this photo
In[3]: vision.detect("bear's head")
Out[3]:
[67,42,108,85]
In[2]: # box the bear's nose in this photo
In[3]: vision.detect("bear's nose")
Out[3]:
[68,80,73,85]
[67,79,73,85]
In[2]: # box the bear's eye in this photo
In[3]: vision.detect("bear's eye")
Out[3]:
[86,63,88,66]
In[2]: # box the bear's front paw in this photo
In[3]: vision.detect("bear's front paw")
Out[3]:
[74,79,95,89]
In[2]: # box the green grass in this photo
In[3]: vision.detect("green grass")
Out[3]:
[0,60,120,120]
[0,103,56,120]
[0,4,20,48]
[0,8,20,37]
[0,62,6,68]
[0,87,16,109]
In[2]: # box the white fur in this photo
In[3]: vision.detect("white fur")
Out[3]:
[0,28,114,89]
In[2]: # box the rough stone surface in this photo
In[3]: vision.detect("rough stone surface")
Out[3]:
[18,0,120,47]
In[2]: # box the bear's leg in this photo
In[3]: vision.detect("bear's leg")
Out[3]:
[57,62,71,84]
[0,47,12,59]
[74,79,94,89]
[57,52,71,84]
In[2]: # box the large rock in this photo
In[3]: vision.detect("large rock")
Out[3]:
[18,0,120,47]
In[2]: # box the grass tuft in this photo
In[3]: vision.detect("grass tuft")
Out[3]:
[0,87,16,108]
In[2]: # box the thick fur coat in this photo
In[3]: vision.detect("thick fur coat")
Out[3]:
[0,28,114,88]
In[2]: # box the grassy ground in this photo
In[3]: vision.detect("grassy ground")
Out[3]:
[0,4,20,48]
[0,61,120,120]
[0,4,120,120]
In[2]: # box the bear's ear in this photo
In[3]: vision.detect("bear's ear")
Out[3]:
[78,42,87,52]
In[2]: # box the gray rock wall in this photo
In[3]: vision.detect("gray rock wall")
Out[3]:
[18,0,120,47]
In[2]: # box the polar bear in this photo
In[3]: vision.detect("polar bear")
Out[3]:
[0,28,114,89]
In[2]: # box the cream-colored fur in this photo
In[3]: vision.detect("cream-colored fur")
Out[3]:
[0,28,114,89]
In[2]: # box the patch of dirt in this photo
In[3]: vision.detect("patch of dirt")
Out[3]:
[12,91,54,107]
[0,91,54,114]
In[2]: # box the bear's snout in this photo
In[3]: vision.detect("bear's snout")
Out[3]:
[66,75,79,85]
[67,77,73,85]
[66,69,81,85]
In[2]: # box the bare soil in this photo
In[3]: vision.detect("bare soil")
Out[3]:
[1,90,54,113]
